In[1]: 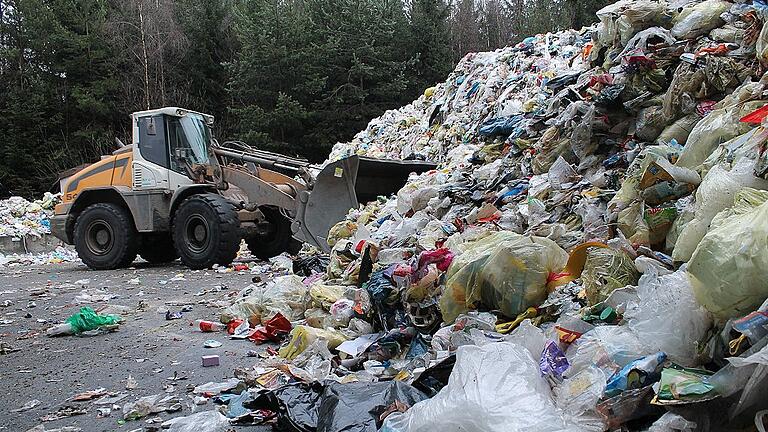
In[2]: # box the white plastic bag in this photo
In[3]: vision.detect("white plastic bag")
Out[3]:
[380,342,581,432]
[222,275,309,322]
[161,411,231,432]
[670,0,730,39]
[644,412,697,432]
[623,267,712,366]
[565,325,644,379]
[553,366,607,432]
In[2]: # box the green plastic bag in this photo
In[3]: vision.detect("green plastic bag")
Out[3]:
[655,365,716,405]
[65,307,121,334]
[440,231,567,322]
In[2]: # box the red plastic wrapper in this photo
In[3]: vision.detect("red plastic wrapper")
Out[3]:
[248,313,292,344]
[418,248,455,272]
[227,319,246,335]
[740,103,768,124]
[696,100,717,117]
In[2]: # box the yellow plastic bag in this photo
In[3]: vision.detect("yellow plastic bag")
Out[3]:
[582,247,639,305]
[279,325,347,360]
[310,284,347,310]
[327,221,358,248]
[439,232,568,322]
[687,196,768,320]
[675,101,765,170]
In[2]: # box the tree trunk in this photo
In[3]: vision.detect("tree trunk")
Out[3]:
[138,2,150,110]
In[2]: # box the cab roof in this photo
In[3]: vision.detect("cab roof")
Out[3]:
[131,107,214,125]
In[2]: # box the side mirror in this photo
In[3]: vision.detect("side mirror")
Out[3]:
[146,118,156,135]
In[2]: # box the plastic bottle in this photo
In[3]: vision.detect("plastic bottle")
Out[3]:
[46,322,74,336]
[196,320,226,332]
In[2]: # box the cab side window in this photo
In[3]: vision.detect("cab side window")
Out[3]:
[138,115,169,168]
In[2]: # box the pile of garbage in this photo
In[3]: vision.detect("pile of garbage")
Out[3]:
[0,246,79,266]
[184,1,768,430]
[0,193,81,266]
[0,193,59,238]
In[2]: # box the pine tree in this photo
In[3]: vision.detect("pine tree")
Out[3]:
[0,0,119,196]
[174,0,235,137]
[408,0,453,89]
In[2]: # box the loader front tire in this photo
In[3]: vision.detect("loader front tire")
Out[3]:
[74,203,139,270]
[139,233,179,264]
[173,194,240,270]
[246,206,302,260]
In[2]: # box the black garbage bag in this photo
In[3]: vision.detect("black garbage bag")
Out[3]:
[246,382,324,432]
[411,354,456,397]
[293,255,331,277]
[316,381,427,432]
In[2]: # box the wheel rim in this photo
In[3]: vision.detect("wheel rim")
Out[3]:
[185,215,211,254]
[85,219,114,256]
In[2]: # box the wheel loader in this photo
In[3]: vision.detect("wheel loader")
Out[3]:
[50,107,435,270]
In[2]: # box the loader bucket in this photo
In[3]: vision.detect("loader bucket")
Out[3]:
[292,155,437,252]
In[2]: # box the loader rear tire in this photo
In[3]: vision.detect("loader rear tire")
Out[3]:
[246,206,302,260]
[139,234,179,264]
[74,203,139,270]
[173,193,240,270]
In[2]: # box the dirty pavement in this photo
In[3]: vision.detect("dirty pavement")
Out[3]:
[0,258,278,431]
[5,0,768,431]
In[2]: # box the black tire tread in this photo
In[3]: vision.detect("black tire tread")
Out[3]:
[172,193,240,269]
[74,203,139,270]
[246,206,299,260]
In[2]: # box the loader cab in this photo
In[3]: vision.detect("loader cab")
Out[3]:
[131,107,214,191]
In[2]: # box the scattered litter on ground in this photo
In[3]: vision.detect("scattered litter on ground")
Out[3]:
[12,399,42,412]
[46,307,121,336]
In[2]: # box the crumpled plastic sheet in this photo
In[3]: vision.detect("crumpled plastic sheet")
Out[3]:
[249,382,324,432]
[247,380,426,432]
[623,267,712,366]
[380,342,587,432]
[644,412,697,432]
[710,336,768,419]
[160,410,231,432]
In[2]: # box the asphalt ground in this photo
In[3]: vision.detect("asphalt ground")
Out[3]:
[0,258,275,432]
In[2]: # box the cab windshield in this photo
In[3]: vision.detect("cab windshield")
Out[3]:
[168,114,211,173]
